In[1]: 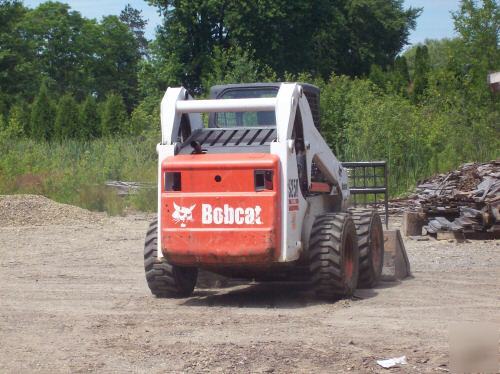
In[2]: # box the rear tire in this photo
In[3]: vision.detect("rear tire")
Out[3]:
[309,213,359,299]
[349,209,384,288]
[144,220,197,298]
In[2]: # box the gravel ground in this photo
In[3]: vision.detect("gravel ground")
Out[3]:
[0,196,499,373]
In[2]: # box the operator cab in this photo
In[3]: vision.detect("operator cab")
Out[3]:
[175,83,320,156]
[208,83,321,131]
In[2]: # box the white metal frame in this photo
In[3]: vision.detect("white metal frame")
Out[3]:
[157,83,350,261]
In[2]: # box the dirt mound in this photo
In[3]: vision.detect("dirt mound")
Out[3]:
[0,194,104,226]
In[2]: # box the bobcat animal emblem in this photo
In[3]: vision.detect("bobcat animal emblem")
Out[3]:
[172,203,196,227]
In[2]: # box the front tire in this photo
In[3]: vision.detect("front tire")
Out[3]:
[144,220,197,298]
[309,213,359,299]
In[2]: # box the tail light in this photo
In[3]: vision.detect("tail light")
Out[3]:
[165,172,181,191]
[255,170,273,191]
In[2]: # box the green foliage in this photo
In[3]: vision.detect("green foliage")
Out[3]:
[0,113,5,133]
[453,0,499,71]
[129,103,153,136]
[54,94,80,139]
[101,92,128,136]
[30,80,55,140]
[0,136,157,215]
[0,0,33,104]
[412,45,430,102]
[319,76,431,194]
[1,1,141,107]
[388,56,411,95]
[18,2,97,98]
[404,38,461,77]
[79,96,100,139]
[96,16,140,110]
[1,103,25,139]
[9,101,29,133]
[120,4,149,57]
[319,75,362,158]
[369,65,386,89]
[202,46,277,90]
[147,0,420,91]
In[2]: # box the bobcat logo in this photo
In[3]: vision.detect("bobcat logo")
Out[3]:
[172,203,196,227]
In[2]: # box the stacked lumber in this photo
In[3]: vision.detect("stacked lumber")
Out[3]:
[105,181,156,196]
[415,161,500,239]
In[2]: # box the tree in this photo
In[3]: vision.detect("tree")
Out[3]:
[30,80,55,140]
[388,56,410,95]
[19,2,100,99]
[79,96,100,139]
[202,46,276,90]
[0,0,34,105]
[8,2,142,106]
[453,0,499,72]
[137,40,184,99]
[412,45,430,102]
[101,92,128,136]
[368,64,387,89]
[451,0,500,103]
[55,94,80,139]
[147,0,421,91]
[120,4,149,57]
[95,16,140,111]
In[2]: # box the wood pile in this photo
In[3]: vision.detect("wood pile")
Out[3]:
[394,161,499,239]
[105,181,155,196]
[414,161,500,239]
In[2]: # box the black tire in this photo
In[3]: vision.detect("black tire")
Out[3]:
[309,213,359,299]
[349,209,384,288]
[144,220,197,298]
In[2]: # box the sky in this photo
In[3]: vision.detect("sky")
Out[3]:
[23,0,461,45]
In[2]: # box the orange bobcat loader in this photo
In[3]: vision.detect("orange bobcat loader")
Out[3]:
[144,82,385,299]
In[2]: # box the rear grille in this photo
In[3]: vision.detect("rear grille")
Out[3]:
[178,127,277,154]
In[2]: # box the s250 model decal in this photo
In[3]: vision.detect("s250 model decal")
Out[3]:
[288,178,299,198]
[288,178,299,211]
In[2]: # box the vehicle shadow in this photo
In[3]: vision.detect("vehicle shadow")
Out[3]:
[181,280,400,309]
[183,282,319,308]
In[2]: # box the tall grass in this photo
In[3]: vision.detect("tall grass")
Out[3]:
[0,136,157,214]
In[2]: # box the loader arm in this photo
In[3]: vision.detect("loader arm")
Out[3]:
[299,95,350,204]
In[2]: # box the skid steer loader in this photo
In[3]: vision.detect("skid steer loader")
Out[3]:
[144,82,385,299]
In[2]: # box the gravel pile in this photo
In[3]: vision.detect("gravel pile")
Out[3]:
[0,194,104,226]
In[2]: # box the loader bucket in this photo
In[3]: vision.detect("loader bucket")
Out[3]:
[381,230,411,281]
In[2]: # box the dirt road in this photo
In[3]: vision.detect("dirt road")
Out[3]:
[0,196,499,373]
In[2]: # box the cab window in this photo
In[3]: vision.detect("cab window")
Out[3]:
[214,88,277,128]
